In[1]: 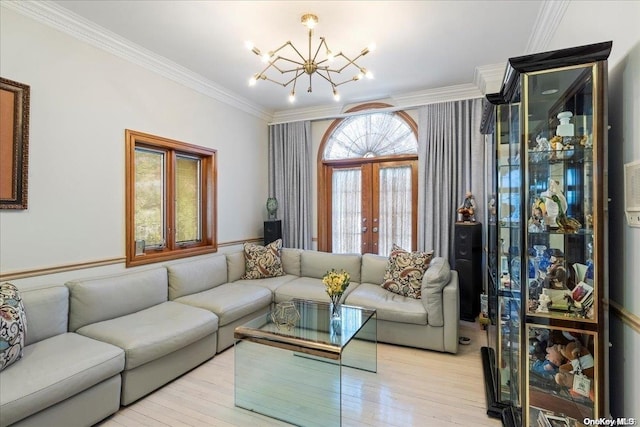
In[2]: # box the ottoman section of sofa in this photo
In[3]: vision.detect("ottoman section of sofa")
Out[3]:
[174,283,272,352]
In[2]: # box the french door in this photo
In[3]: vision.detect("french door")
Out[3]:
[323,159,417,255]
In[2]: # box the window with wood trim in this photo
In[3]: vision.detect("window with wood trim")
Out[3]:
[125,130,217,267]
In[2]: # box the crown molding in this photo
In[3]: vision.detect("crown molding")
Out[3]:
[2,0,273,122]
[271,82,487,124]
[474,63,506,95]
[526,0,571,54]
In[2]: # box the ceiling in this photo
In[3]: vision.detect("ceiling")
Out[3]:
[50,1,547,116]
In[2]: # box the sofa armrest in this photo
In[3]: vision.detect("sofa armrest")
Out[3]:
[441,270,459,354]
[420,257,451,327]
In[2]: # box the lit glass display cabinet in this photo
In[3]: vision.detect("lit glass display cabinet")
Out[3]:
[481,41,612,427]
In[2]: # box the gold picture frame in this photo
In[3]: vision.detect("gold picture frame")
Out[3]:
[1,77,30,209]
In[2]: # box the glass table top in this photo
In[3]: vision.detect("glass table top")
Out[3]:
[234,299,376,360]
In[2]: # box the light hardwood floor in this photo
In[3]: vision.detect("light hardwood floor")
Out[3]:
[97,321,501,427]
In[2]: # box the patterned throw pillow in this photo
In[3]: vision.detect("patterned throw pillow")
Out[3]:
[381,244,434,299]
[242,239,285,279]
[0,282,28,371]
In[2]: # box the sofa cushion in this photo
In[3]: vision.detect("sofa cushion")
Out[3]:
[21,286,68,346]
[66,267,168,331]
[0,332,124,427]
[274,277,359,304]
[232,274,298,293]
[421,257,452,327]
[361,253,388,284]
[0,283,27,371]
[345,283,427,325]
[76,301,217,370]
[281,248,303,276]
[226,251,246,282]
[167,254,228,300]
[300,251,362,283]
[174,283,272,326]
[381,245,434,299]
[242,239,285,279]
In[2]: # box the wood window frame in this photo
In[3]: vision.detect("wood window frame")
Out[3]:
[125,129,217,267]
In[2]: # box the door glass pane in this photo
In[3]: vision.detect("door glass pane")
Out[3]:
[378,166,412,255]
[332,168,361,253]
[175,155,201,243]
[135,148,165,247]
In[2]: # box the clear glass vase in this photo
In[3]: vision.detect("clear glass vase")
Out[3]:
[329,294,342,319]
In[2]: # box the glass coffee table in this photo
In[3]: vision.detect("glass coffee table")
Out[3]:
[234,299,377,426]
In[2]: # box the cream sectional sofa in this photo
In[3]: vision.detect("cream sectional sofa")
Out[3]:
[0,248,458,426]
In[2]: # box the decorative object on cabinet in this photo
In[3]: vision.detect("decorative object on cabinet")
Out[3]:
[266,196,278,219]
[457,191,477,222]
[0,77,30,210]
[454,222,482,322]
[264,219,282,246]
[480,41,612,426]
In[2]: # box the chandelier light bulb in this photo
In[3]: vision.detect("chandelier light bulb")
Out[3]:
[244,41,254,50]
[333,89,340,101]
[301,13,318,29]
[366,70,374,79]
[288,91,296,103]
[368,43,377,53]
[356,72,364,80]
[249,76,257,86]
[261,53,271,63]
[327,50,334,62]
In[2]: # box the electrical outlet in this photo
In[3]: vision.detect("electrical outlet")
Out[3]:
[627,212,640,227]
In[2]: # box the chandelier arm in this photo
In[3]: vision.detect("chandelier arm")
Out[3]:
[269,41,295,58]
[261,74,300,88]
[332,52,366,73]
[273,56,305,68]
[286,42,309,64]
[312,37,328,63]
[314,70,338,88]
[334,77,362,87]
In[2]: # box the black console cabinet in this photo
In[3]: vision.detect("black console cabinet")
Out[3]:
[454,222,482,322]
[264,220,282,245]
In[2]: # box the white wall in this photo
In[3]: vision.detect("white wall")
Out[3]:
[547,0,640,419]
[608,40,640,420]
[0,8,268,281]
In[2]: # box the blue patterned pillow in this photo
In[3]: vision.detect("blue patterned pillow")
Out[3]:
[242,239,285,279]
[0,282,27,371]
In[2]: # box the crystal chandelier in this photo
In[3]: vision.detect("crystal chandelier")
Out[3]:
[246,13,375,103]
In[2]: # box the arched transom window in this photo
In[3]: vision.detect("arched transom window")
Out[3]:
[323,112,418,160]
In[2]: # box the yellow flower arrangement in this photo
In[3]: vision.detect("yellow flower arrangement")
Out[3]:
[323,269,350,318]
[322,269,351,296]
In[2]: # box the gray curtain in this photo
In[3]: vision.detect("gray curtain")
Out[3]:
[417,99,484,261]
[268,121,312,249]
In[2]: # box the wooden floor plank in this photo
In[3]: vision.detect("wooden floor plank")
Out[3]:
[97,321,500,427]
